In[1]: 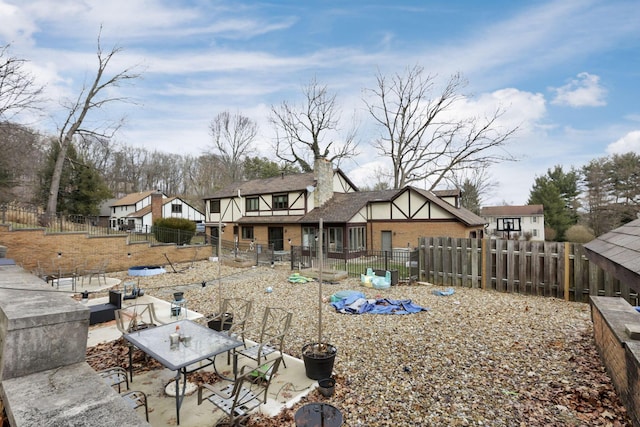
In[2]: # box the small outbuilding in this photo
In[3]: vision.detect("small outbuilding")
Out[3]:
[583,218,640,426]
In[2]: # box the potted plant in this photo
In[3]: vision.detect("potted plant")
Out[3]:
[302,218,337,380]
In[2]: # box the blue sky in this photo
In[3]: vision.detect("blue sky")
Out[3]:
[2,0,640,205]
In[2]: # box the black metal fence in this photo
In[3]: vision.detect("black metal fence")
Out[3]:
[291,246,419,283]
[0,202,209,246]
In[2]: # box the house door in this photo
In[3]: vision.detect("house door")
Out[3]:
[381,231,392,253]
[268,227,284,251]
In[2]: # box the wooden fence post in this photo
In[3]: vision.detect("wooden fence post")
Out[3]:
[470,238,478,288]
[481,238,487,290]
[564,242,570,301]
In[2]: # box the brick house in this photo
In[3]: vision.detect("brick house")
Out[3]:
[109,190,205,231]
[480,204,545,241]
[202,158,486,256]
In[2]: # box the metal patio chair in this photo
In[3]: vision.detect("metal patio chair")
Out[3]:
[115,303,164,335]
[122,390,149,422]
[97,366,129,393]
[234,306,292,370]
[198,356,282,426]
[82,259,109,287]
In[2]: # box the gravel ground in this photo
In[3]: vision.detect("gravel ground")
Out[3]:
[106,260,631,427]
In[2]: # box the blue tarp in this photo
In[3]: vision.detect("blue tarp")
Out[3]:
[432,288,455,296]
[330,293,429,315]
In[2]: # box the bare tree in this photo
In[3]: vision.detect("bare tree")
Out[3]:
[0,122,45,202]
[209,111,257,183]
[271,77,358,172]
[186,153,227,196]
[447,166,498,213]
[45,31,140,219]
[0,44,44,121]
[363,65,517,190]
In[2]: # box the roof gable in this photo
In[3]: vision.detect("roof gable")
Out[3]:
[409,187,486,226]
[128,196,204,218]
[301,189,398,223]
[301,186,486,226]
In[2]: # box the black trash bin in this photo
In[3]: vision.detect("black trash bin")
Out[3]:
[295,403,343,427]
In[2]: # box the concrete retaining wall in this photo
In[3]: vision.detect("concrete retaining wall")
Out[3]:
[0,264,149,426]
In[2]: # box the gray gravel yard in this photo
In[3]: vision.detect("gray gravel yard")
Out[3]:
[107,261,630,426]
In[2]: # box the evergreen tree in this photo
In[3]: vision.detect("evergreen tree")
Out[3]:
[582,158,615,236]
[460,178,481,215]
[528,165,579,241]
[39,142,112,216]
[607,152,640,224]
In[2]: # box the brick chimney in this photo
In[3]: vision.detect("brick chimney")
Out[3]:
[151,190,163,223]
[314,157,334,207]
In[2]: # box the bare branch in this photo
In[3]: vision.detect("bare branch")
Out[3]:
[270,77,359,172]
[209,110,258,183]
[46,28,141,218]
[0,44,44,121]
[364,65,518,189]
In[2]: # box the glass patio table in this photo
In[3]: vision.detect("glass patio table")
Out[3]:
[124,319,243,425]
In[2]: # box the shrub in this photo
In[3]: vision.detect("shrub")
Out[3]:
[544,227,557,241]
[565,224,595,243]
[153,218,195,245]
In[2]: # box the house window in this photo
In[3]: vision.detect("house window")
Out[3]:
[533,229,538,236]
[348,226,366,251]
[246,197,259,212]
[171,204,182,214]
[210,200,220,213]
[241,226,254,240]
[327,227,343,252]
[273,194,288,210]
[302,227,315,248]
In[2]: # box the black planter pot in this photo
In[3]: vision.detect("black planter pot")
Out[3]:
[207,313,233,331]
[302,343,337,380]
[318,377,336,397]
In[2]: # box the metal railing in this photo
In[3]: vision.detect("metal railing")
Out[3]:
[0,203,208,245]
[291,246,419,283]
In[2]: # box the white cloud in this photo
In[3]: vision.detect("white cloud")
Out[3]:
[550,72,607,107]
[606,130,640,154]
[0,1,37,43]
[457,88,547,136]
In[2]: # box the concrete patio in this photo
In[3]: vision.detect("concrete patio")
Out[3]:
[81,280,317,426]
[112,349,314,426]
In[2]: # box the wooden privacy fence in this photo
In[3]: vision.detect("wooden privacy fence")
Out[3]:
[419,237,637,305]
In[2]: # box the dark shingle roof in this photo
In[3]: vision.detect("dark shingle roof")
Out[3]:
[433,189,460,198]
[301,190,399,223]
[584,218,640,292]
[238,215,306,224]
[481,205,544,216]
[204,173,316,199]
[112,190,158,207]
[301,187,486,227]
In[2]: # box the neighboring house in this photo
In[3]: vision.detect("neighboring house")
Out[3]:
[480,205,545,241]
[95,198,117,228]
[202,158,487,256]
[109,190,204,231]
